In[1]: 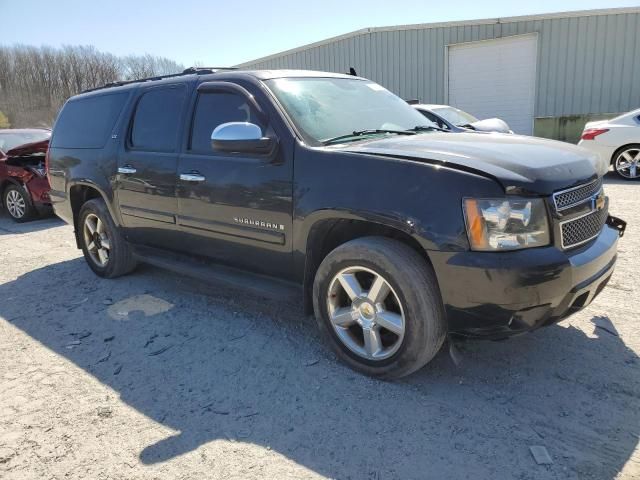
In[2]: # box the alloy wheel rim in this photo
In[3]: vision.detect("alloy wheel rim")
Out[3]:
[6,190,26,218]
[327,266,405,361]
[615,148,640,178]
[83,213,111,267]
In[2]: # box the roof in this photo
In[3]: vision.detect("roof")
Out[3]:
[235,7,640,67]
[73,69,362,99]
[236,69,360,80]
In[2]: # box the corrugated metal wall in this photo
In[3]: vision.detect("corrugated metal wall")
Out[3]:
[237,10,640,118]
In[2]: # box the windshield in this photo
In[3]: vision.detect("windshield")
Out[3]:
[0,130,51,153]
[432,107,478,126]
[265,77,435,144]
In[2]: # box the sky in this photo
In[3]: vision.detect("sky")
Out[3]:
[1,0,638,67]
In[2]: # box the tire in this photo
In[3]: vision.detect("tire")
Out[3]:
[611,144,640,180]
[78,198,136,278]
[3,183,36,223]
[312,236,446,379]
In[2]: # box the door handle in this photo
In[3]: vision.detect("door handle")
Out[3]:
[179,172,206,182]
[118,165,137,174]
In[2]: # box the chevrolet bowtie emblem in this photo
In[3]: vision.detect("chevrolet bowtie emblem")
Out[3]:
[592,193,605,211]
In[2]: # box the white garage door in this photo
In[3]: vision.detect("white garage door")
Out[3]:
[448,34,538,135]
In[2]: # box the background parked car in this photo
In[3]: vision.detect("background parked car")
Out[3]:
[578,108,640,180]
[409,102,513,134]
[0,128,52,222]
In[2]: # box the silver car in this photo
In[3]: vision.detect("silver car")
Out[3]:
[411,103,513,134]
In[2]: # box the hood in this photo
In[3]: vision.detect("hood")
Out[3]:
[5,139,49,158]
[2,139,49,168]
[470,118,512,134]
[341,132,606,195]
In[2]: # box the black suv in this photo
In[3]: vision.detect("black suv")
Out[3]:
[48,69,625,378]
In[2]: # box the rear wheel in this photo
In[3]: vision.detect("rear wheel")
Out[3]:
[612,144,640,180]
[313,237,447,379]
[3,184,35,223]
[78,198,136,278]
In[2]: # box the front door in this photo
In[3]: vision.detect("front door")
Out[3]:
[176,88,293,279]
[116,84,188,247]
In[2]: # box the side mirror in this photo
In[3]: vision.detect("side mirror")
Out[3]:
[211,122,275,154]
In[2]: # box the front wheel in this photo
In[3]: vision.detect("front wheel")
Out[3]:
[313,237,446,379]
[3,184,35,222]
[612,144,640,180]
[78,198,136,278]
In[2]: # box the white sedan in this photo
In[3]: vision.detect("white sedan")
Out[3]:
[411,103,513,134]
[578,108,640,180]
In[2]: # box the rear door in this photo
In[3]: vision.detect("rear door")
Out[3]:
[116,84,188,246]
[176,84,294,279]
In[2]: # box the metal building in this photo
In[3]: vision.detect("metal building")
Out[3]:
[237,7,640,141]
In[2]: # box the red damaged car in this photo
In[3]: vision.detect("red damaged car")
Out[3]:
[0,128,52,222]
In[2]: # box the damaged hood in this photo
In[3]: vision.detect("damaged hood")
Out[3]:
[341,132,607,195]
[1,139,49,167]
[4,139,49,158]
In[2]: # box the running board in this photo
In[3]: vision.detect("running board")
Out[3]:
[132,245,301,302]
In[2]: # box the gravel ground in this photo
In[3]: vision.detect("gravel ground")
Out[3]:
[0,173,638,480]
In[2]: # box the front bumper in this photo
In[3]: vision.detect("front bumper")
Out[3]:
[25,175,53,215]
[429,220,622,338]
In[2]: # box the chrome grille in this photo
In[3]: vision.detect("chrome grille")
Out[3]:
[560,205,608,249]
[553,178,602,211]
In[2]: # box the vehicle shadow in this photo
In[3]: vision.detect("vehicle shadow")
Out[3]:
[603,171,638,185]
[1,259,638,479]
[0,211,62,235]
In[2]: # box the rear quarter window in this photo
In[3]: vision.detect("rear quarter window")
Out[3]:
[130,86,186,152]
[51,92,129,149]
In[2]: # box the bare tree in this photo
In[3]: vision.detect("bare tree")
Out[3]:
[0,45,184,128]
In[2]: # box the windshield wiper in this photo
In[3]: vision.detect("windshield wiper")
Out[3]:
[408,125,449,133]
[323,129,416,145]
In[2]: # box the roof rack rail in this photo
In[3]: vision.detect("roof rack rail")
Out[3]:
[182,66,238,74]
[82,66,239,93]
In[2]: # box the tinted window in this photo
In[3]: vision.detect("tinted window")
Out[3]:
[190,92,264,154]
[51,92,128,149]
[130,86,185,152]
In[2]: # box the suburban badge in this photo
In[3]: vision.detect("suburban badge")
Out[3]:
[233,217,285,231]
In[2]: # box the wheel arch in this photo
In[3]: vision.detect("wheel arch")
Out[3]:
[610,143,640,164]
[300,211,435,314]
[0,177,23,199]
[68,181,118,248]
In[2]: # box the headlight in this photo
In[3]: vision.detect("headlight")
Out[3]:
[463,198,550,251]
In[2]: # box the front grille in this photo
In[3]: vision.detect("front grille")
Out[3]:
[553,178,602,211]
[560,205,608,249]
